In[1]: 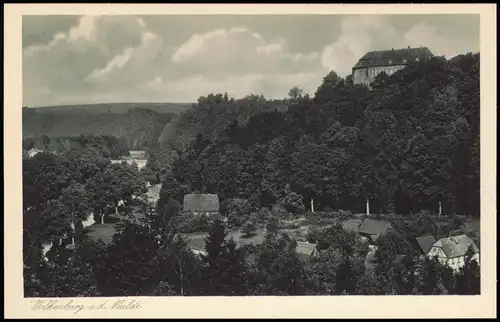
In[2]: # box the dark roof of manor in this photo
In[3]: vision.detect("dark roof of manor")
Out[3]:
[353,46,434,70]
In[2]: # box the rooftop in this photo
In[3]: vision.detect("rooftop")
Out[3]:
[432,235,479,259]
[296,241,319,256]
[416,235,437,254]
[183,193,220,213]
[129,150,146,158]
[86,223,117,245]
[358,218,391,237]
[353,46,434,70]
[182,230,318,259]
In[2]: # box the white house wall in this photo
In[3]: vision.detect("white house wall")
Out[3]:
[427,246,480,273]
[353,65,406,87]
[82,213,95,228]
[41,242,53,262]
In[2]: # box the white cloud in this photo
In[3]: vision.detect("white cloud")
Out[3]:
[85,47,135,81]
[403,22,469,58]
[84,29,163,86]
[172,27,251,63]
[24,15,477,106]
[24,16,99,58]
[168,27,322,81]
[321,15,402,76]
[256,43,283,55]
[321,15,476,77]
[23,15,164,105]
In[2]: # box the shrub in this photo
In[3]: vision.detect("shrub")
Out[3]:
[265,217,279,234]
[177,213,210,233]
[241,221,257,238]
[282,192,306,214]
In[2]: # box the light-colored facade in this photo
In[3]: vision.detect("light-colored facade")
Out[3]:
[352,65,407,87]
[352,46,434,88]
[28,148,44,158]
[82,213,96,228]
[426,235,480,273]
[110,158,148,170]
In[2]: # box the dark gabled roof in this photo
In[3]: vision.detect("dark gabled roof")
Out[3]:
[183,193,220,213]
[185,237,207,252]
[296,241,318,256]
[129,150,146,158]
[416,235,437,254]
[86,223,117,245]
[353,46,434,70]
[432,235,479,259]
[359,218,391,236]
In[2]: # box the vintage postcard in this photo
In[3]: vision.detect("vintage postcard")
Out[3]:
[4,3,497,319]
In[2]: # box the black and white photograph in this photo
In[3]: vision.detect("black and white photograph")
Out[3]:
[4,3,497,319]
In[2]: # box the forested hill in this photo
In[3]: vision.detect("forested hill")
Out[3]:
[154,53,480,217]
[22,102,191,150]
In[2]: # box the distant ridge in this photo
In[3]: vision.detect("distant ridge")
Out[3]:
[24,102,193,115]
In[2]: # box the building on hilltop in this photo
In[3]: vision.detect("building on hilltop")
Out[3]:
[352,46,434,88]
[426,234,479,272]
[183,193,220,216]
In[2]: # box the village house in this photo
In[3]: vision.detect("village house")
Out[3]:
[352,46,434,88]
[129,150,146,158]
[110,150,148,170]
[110,158,148,170]
[295,241,321,261]
[28,148,44,158]
[145,183,162,207]
[183,193,220,216]
[358,218,393,243]
[426,234,480,272]
[182,232,320,261]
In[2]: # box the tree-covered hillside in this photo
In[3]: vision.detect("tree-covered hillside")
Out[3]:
[155,53,479,217]
[23,106,178,150]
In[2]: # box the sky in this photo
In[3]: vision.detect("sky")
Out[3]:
[22,14,480,107]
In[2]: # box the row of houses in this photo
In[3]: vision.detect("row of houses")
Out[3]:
[355,218,480,272]
[179,193,320,261]
[41,186,479,274]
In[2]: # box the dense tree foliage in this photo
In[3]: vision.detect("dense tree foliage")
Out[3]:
[156,54,480,217]
[23,105,178,151]
[23,53,480,297]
